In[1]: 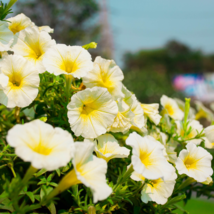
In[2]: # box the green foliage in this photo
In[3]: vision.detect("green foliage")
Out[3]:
[0,0,17,21]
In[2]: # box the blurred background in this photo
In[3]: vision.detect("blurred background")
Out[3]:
[6,0,214,104]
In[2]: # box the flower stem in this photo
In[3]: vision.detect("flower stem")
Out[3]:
[65,75,73,102]
[15,106,21,123]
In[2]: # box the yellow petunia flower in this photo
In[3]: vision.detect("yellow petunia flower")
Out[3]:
[161,95,184,120]
[43,44,93,78]
[0,55,40,108]
[82,56,124,99]
[126,132,175,180]
[6,119,75,170]
[11,26,56,73]
[93,134,130,162]
[131,170,177,205]
[176,142,213,182]
[67,87,118,138]
[47,142,112,203]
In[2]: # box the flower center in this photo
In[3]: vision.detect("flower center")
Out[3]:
[139,149,153,168]
[60,59,79,74]
[9,73,23,89]
[184,156,197,170]
[81,104,95,115]
[165,103,174,115]
[32,143,53,155]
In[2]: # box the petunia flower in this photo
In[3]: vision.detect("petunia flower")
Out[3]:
[7,13,54,34]
[0,55,40,108]
[43,44,93,78]
[0,21,14,51]
[175,142,213,182]
[204,125,214,148]
[195,100,214,122]
[6,119,74,170]
[126,132,175,180]
[141,103,161,125]
[11,26,56,73]
[108,99,135,133]
[160,95,184,120]
[122,85,145,132]
[131,170,177,205]
[67,87,118,138]
[82,56,124,99]
[47,142,112,203]
[93,134,130,162]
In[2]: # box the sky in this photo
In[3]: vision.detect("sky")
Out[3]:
[108,0,214,65]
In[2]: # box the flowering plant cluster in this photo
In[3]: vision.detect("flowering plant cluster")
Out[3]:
[0,1,214,214]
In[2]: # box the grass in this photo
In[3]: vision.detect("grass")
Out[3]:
[174,198,214,214]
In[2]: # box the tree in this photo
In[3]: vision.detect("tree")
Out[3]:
[15,0,100,45]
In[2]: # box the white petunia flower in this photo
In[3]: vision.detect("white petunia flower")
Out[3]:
[82,56,124,99]
[6,119,74,171]
[204,125,214,145]
[108,99,135,133]
[175,119,203,145]
[122,85,145,132]
[174,98,196,119]
[126,132,175,180]
[161,95,184,120]
[131,170,177,205]
[7,13,33,34]
[43,44,93,78]
[141,103,161,125]
[93,134,130,162]
[0,21,14,51]
[175,143,213,182]
[52,142,112,203]
[11,26,56,73]
[195,100,214,122]
[67,87,118,138]
[7,13,54,34]
[0,55,40,108]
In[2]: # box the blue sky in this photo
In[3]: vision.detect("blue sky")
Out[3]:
[108,0,214,65]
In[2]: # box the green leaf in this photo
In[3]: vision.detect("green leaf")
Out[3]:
[47,202,56,214]
[164,194,186,207]
[26,191,35,203]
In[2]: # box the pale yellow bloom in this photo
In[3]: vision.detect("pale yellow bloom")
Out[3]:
[43,44,93,78]
[195,100,214,122]
[131,170,177,205]
[93,134,130,162]
[176,143,213,182]
[82,56,124,99]
[126,132,175,180]
[67,87,118,138]
[6,120,74,170]
[175,120,203,145]
[0,21,14,51]
[141,103,161,125]
[204,125,214,149]
[161,95,184,120]
[108,99,135,133]
[7,13,54,34]
[122,85,145,132]
[202,176,213,185]
[11,26,56,73]
[0,55,40,108]
[7,13,32,34]
[52,142,112,203]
